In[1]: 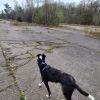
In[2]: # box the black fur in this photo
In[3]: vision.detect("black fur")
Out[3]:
[37,54,89,100]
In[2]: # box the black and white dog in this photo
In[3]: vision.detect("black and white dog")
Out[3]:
[37,54,95,100]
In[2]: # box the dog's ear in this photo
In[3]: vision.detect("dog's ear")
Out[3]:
[37,54,41,58]
[42,54,46,58]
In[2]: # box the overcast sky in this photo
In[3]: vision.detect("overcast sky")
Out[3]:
[0,0,81,11]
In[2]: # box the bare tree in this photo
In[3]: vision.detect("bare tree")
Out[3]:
[4,3,12,19]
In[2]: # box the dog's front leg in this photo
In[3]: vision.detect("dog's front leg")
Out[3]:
[44,81,51,98]
[38,81,43,87]
[38,76,44,87]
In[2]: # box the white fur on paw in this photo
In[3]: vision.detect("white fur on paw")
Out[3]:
[46,94,50,98]
[38,83,42,87]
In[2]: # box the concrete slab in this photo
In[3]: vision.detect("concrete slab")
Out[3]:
[0,47,19,100]
[0,48,12,90]
[0,85,19,100]
[0,20,100,100]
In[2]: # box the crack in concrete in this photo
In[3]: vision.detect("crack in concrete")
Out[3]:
[56,38,100,54]
[0,84,13,93]
[0,42,26,100]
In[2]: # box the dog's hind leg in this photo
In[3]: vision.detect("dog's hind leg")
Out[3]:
[62,87,74,100]
[63,91,73,100]
[44,81,51,98]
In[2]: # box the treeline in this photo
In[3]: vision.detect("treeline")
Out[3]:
[0,0,100,26]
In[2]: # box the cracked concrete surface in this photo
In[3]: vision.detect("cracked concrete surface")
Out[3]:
[0,20,100,100]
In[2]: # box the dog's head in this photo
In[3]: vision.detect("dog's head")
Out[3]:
[42,54,46,62]
[37,53,46,62]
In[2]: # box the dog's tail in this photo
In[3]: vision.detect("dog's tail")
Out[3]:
[74,84,95,100]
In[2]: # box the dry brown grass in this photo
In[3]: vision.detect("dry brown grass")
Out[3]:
[10,20,35,26]
[60,24,100,39]
[83,26,100,39]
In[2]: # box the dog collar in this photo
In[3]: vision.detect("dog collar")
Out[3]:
[40,62,48,71]
[42,65,48,71]
[41,62,46,65]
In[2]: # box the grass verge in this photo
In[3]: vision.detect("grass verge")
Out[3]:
[83,26,100,39]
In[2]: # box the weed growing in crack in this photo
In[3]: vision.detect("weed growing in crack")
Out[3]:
[45,45,60,53]
[0,45,26,100]
[8,67,14,76]
[29,53,35,59]
[19,91,25,100]
[6,59,15,76]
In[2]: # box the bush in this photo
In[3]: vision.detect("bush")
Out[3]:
[78,10,93,25]
[32,4,64,25]
[16,16,22,22]
[32,8,44,24]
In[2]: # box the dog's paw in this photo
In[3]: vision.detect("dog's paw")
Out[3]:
[38,82,43,87]
[46,94,50,98]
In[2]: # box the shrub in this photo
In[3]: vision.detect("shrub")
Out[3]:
[32,4,64,25]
